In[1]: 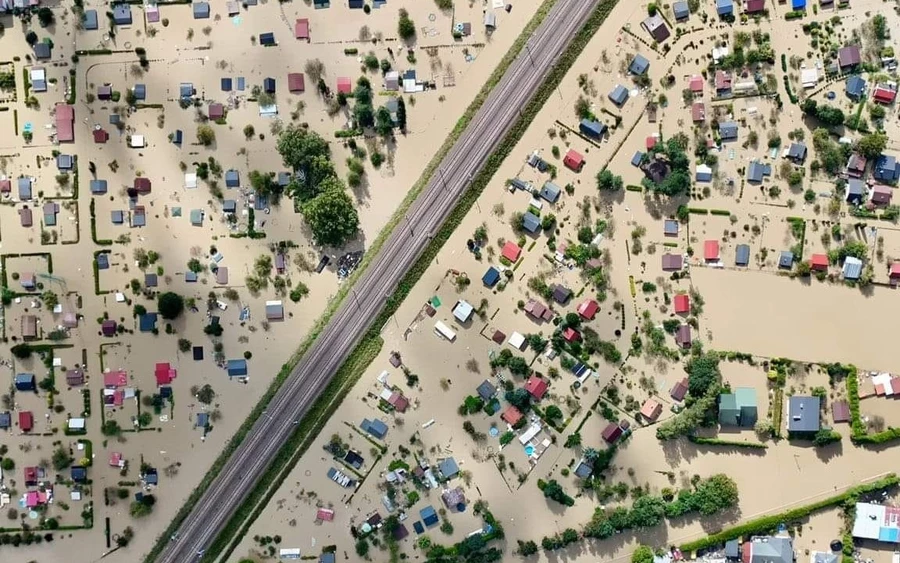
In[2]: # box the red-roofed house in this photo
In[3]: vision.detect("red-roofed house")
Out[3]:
[689,75,703,93]
[387,391,409,413]
[337,77,352,94]
[0,179,9,193]
[745,0,766,12]
[602,422,623,443]
[874,85,897,105]
[19,411,33,432]
[525,376,548,400]
[577,299,599,320]
[715,70,732,93]
[295,18,310,40]
[704,240,719,261]
[563,149,584,172]
[673,294,690,314]
[316,508,335,521]
[501,241,521,262]
[501,405,523,426]
[104,370,127,388]
[288,73,305,93]
[134,177,151,194]
[93,128,109,143]
[640,399,662,422]
[208,103,225,120]
[562,327,581,342]
[24,466,38,486]
[154,363,176,386]
[891,262,900,281]
[872,184,893,205]
[691,102,706,122]
[109,452,125,468]
[810,253,829,271]
[55,104,75,143]
[646,136,657,150]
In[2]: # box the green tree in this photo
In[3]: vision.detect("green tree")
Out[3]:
[686,353,720,398]
[37,7,54,26]
[277,126,335,200]
[249,170,281,199]
[396,97,407,131]
[596,169,623,191]
[41,290,59,309]
[51,447,72,471]
[856,132,888,160]
[542,480,575,506]
[544,405,563,422]
[628,495,666,528]
[690,474,739,514]
[632,545,655,563]
[157,292,184,320]
[375,106,394,137]
[300,185,360,247]
[398,8,416,41]
[196,124,216,146]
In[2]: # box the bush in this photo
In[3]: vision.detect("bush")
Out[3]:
[158,292,184,319]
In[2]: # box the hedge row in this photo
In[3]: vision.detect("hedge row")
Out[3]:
[688,436,767,449]
[680,474,899,552]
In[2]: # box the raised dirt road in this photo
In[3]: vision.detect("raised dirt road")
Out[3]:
[156,0,603,560]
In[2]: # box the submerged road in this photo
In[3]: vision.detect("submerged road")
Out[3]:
[157,0,602,560]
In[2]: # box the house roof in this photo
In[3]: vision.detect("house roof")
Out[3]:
[747,160,771,183]
[501,241,521,262]
[295,18,310,39]
[673,0,690,18]
[563,149,584,171]
[749,536,793,563]
[842,256,863,280]
[872,184,893,204]
[661,253,683,270]
[288,73,305,92]
[227,359,248,376]
[438,457,459,478]
[641,14,670,41]
[476,380,496,400]
[715,71,733,90]
[788,396,821,432]
[719,121,739,139]
[336,77,352,94]
[704,240,720,261]
[525,376,548,400]
[522,211,541,233]
[577,299,599,320]
[779,251,794,269]
[670,378,688,401]
[673,293,690,314]
[501,405,523,425]
[629,54,650,75]
[745,0,766,12]
[788,143,807,160]
[539,181,561,203]
[846,75,866,97]
[675,324,692,347]
[874,85,897,104]
[609,84,629,105]
[551,284,572,304]
[838,45,861,68]
[692,102,706,122]
[811,253,829,270]
[716,0,734,14]
[640,399,662,421]
[833,400,850,423]
[482,266,500,287]
[83,9,98,29]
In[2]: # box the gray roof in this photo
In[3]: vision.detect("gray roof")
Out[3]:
[788,143,807,161]
[134,84,146,100]
[0,412,10,428]
[787,396,821,432]
[223,199,237,213]
[438,457,459,478]
[747,161,771,183]
[749,536,794,563]
[225,170,240,187]
[842,256,863,280]
[522,211,541,233]
[673,0,689,19]
[83,9,98,30]
[361,418,387,439]
[629,54,650,75]
[609,84,628,105]
[33,42,51,60]
[846,178,865,201]
[180,83,194,98]
[18,177,31,199]
[719,121,739,140]
[112,4,132,24]
[193,1,210,18]
[574,460,592,479]
[476,380,496,401]
[539,181,561,203]
[778,251,794,269]
[735,244,751,266]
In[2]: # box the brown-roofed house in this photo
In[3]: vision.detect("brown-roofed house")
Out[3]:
[838,45,861,70]
[640,398,663,422]
[670,378,688,401]
[491,330,506,344]
[691,102,706,122]
[872,184,893,205]
[134,177,151,194]
[19,207,33,227]
[661,253,683,271]
[55,104,75,143]
[641,13,670,42]
[602,422,622,443]
[208,103,225,120]
[288,73,305,93]
[216,267,228,285]
[501,405,523,426]
[93,128,109,143]
[675,324,692,348]
[66,369,85,386]
[21,315,37,340]
[832,400,850,423]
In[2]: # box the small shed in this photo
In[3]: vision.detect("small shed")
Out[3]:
[288,73,305,93]
[265,300,284,321]
[225,170,240,188]
[563,149,584,172]
[259,32,276,46]
[295,18,310,40]
[227,359,248,377]
[192,2,210,19]
[83,9,99,29]
[263,77,276,93]
[113,4,132,25]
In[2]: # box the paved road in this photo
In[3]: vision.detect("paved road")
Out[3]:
[157,0,602,560]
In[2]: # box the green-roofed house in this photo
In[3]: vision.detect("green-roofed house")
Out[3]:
[190,209,203,226]
[718,387,757,427]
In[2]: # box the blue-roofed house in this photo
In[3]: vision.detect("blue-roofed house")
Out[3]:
[263,77,276,93]
[225,170,240,188]
[91,179,108,194]
[172,129,183,145]
[227,359,248,377]
[71,466,88,483]
[574,459,593,479]
[779,251,794,269]
[180,83,194,99]
[846,178,866,203]
[96,253,110,270]
[18,177,32,200]
[874,155,900,183]
[716,0,733,16]
[842,256,863,280]
[438,457,459,479]
[476,380,496,401]
[221,77,233,91]
[609,84,628,106]
[787,143,808,163]
[579,119,607,139]
[83,9,98,30]
[33,42,51,60]
[696,164,713,182]
[15,373,35,391]
[482,267,500,287]
[539,181,561,203]
[223,200,237,213]
[260,32,276,46]
[791,0,806,9]
[846,76,866,100]
[420,506,439,527]
[735,244,751,266]
[113,4,132,25]
[747,160,771,183]
[193,2,210,18]
[719,121,739,141]
[111,210,124,224]
[196,412,209,428]
[134,84,146,100]
[57,154,74,171]
[361,418,388,439]
[629,54,650,75]
[0,412,10,429]
[631,151,644,167]
[522,211,541,233]
[672,0,689,20]
[185,271,198,282]
[139,313,158,332]
[109,113,121,126]
[145,273,158,287]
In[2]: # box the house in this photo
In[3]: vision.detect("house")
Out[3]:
[93,128,109,143]
[608,84,629,106]
[601,422,623,443]
[779,251,794,269]
[180,83,194,99]
[384,71,400,91]
[452,300,473,323]
[259,32,276,46]
[664,219,679,236]
[420,506,439,527]
[718,388,758,427]
[110,210,124,225]
[670,378,689,402]
[792,0,806,8]
[20,272,36,290]
[875,155,900,182]
[227,359,248,377]
[675,325,692,348]
[361,418,388,439]
[15,373,35,392]
[788,396,821,433]
[745,0,766,12]
[579,119,606,140]
[337,77,352,94]
[846,178,866,203]
[482,266,500,287]
[631,151,644,167]
[0,412,9,429]
[57,154,74,171]
[501,241,521,262]
[113,4,132,25]
[522,212,541,233]
[24,466,38,485]
[846,75,866,99]
[891,262,900,283]
[262,300,284,322]
[476,380,497,401]
[673,294,690,314]
[438,457,459,479]
[833,401,850,423]
[838,45,862,70]
[144,273,158,288]
[842,256,863,280]
[641,14,670,42]
[629,54,650,75]
[138,313,157,332]
[719,121,739,141]
[787,143,808,163]
[872,184,893,205]
[208,103,225,120]
[540,181,561,203]
[295,18,310,40]
[661,253,683,271]
[288,73,305,93]
[748,536,794,563]
[811,254,829,271]
[101,319,117,336]
[640,399,662,422]
[43,202,58,226]
[874,84,897,105]
[154,363,176,386]
[21,315,37,340]
[551,284,572,304]
[134,177,151,194]
[577,299,599,320]
[704,240,720,261]
[501,405,523,426]
[692,102,706,123]
[18,177,32,200]
[525,376,548,400]
[19,411,33,432]
[673,0,690,19]
[190,209,203,226]
[562,327,581,342]
[747,160,772,183]
[442,487,466,510]
[193,2,210,18]
[715,70,733,94]
[563,149,584,172]
[71,466,87,483]
[66,369,84,386]
[224,170,240,188]
[55,104,75,143]
[83,9,98,29]
[33,42,51,60]
[483,11,496,29]
[716,0,734,15]
[688,75,704,94]
[263,77,276,93]
[133,84,146,100]
[696,164,713,182]
[524,300,554,321]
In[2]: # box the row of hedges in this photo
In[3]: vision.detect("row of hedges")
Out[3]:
[89,200,112,246]
[688,436,767,449]
[680,474,900,552]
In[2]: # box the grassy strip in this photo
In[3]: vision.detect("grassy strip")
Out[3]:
[688,436,767,449]
[142,0,564,560]
[205,0,623,560]
[680,474,899,552]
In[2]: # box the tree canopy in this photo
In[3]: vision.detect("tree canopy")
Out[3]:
[802,99,845,127]
[398,9,416,41]
[856,132,888,160]
[158,292,185,320]
[300,185,360,247]
[597,169,623,191]
[686,353,721,398]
